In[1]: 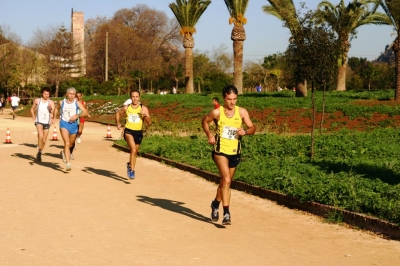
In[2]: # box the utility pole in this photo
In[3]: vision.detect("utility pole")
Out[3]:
[105,32,108,81]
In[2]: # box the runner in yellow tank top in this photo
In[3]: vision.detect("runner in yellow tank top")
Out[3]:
[215,105,242,155]
[125,104,144,130]
[116,90,152,179]
[202,85,256,225]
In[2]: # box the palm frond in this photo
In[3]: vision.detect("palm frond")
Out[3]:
[169,0,211,35]
[223,0,250,25]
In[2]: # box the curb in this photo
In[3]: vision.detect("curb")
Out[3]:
[113,143,400,240]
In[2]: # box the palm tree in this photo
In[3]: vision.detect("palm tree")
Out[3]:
[263,0,309,97]
[380,0,400,100]
[169,0,211,94]
[224,0,250,94]
[316,0,390,91]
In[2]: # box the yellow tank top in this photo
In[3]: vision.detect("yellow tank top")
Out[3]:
[125,104,143,131]
[214,106,242,155]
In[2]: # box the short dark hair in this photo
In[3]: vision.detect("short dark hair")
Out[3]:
[41,88,50,94]
[212,97,219,102]
[222,85,238,98]
[130,90,140,97]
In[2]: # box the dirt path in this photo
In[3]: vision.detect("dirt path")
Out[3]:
[0,112,399,266]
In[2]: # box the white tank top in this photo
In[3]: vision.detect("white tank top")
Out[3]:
[60,99,77,122]
[36,99,51,124]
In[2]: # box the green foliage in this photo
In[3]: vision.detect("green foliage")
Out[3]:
[134,128,400,224]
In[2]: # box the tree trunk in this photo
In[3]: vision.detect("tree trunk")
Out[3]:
[233,40,244,94]
[319,82,327,134]
[183,35,194,94]
[336,63,347,91]
[231,24,246,95]
[394,35,400,101]
[185,47,194,94]
[296,79,307,97]
[55,81,59,98]
[310,81,316,159]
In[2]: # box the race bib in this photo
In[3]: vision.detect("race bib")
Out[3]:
[63,110,72,121]
[41,112,48,120]
[221,126,238,139]
[128,114,141,123]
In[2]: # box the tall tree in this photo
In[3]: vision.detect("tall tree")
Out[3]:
[169,0,211,94]
[286,11,338,158]
[262,0,308,96]
[316,0,390,91]
[380,0,400,100]
[224,0,250,94]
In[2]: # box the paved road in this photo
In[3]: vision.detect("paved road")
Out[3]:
[0,112,399,266]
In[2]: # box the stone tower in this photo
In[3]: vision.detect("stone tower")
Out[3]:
[71,8,85,75]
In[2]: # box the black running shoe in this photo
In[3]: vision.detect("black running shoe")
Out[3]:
[222,213,231,225]
[210,202,219,222]
[36,152,42,162]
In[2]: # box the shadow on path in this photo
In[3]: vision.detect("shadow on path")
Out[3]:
[48,144,65,149]
[11,153,65,172]
[82,166,130,184]
[137,195,224,228]
[20,143,37,149]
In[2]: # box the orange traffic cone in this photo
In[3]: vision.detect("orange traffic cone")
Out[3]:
[106,124,112,138]
[51,126,58,141]
[4,128,12,144]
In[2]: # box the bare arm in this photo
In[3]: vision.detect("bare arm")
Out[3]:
[115,106,127,130]
[30,99,38,120]
[75,101,88,121]
[141,106,152,126]
[49,100,55,124]
[202,108,219,145]
[238,107,256,136]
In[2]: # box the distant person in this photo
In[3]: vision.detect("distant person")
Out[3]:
[255,83,262,93]
[212,97,220,109]
[277,86,282,91]
[0,94,5,114]
[115,90,151,179]
[201,85,256,225]
[30,88,55,162]
[75,92,90,144]
[57,87,88,171]
[9,93,20,119]
[172,87,177,94]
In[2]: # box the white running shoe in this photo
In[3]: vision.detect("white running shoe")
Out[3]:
[66,163,72,171]
[77,137,81,144]
[60,151,66,163]
[70,153,74,160]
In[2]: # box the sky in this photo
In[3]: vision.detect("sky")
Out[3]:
[0,0,396,62]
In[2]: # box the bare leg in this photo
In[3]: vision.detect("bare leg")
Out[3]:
[212,154,236,207]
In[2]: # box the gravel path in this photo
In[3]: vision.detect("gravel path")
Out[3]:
[0,112,399,266]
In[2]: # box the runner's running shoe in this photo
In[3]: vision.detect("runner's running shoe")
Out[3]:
[66,163,72,171]
[60,151,66,163]
[127,162,134,179]
[222,213,231,225]
[70,153,74,160]
[211,202,219,222]
[36,151,42,162]
[77,137,81,144]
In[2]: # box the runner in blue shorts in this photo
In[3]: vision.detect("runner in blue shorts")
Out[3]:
[57,87,88,171]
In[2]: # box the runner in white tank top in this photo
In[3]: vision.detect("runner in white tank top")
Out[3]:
[30,88,55,162]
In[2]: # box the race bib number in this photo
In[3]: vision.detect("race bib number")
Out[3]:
[222,126,238,139]
[63,110,72,121]
[41,112,48,120]
[128,114,141,123]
